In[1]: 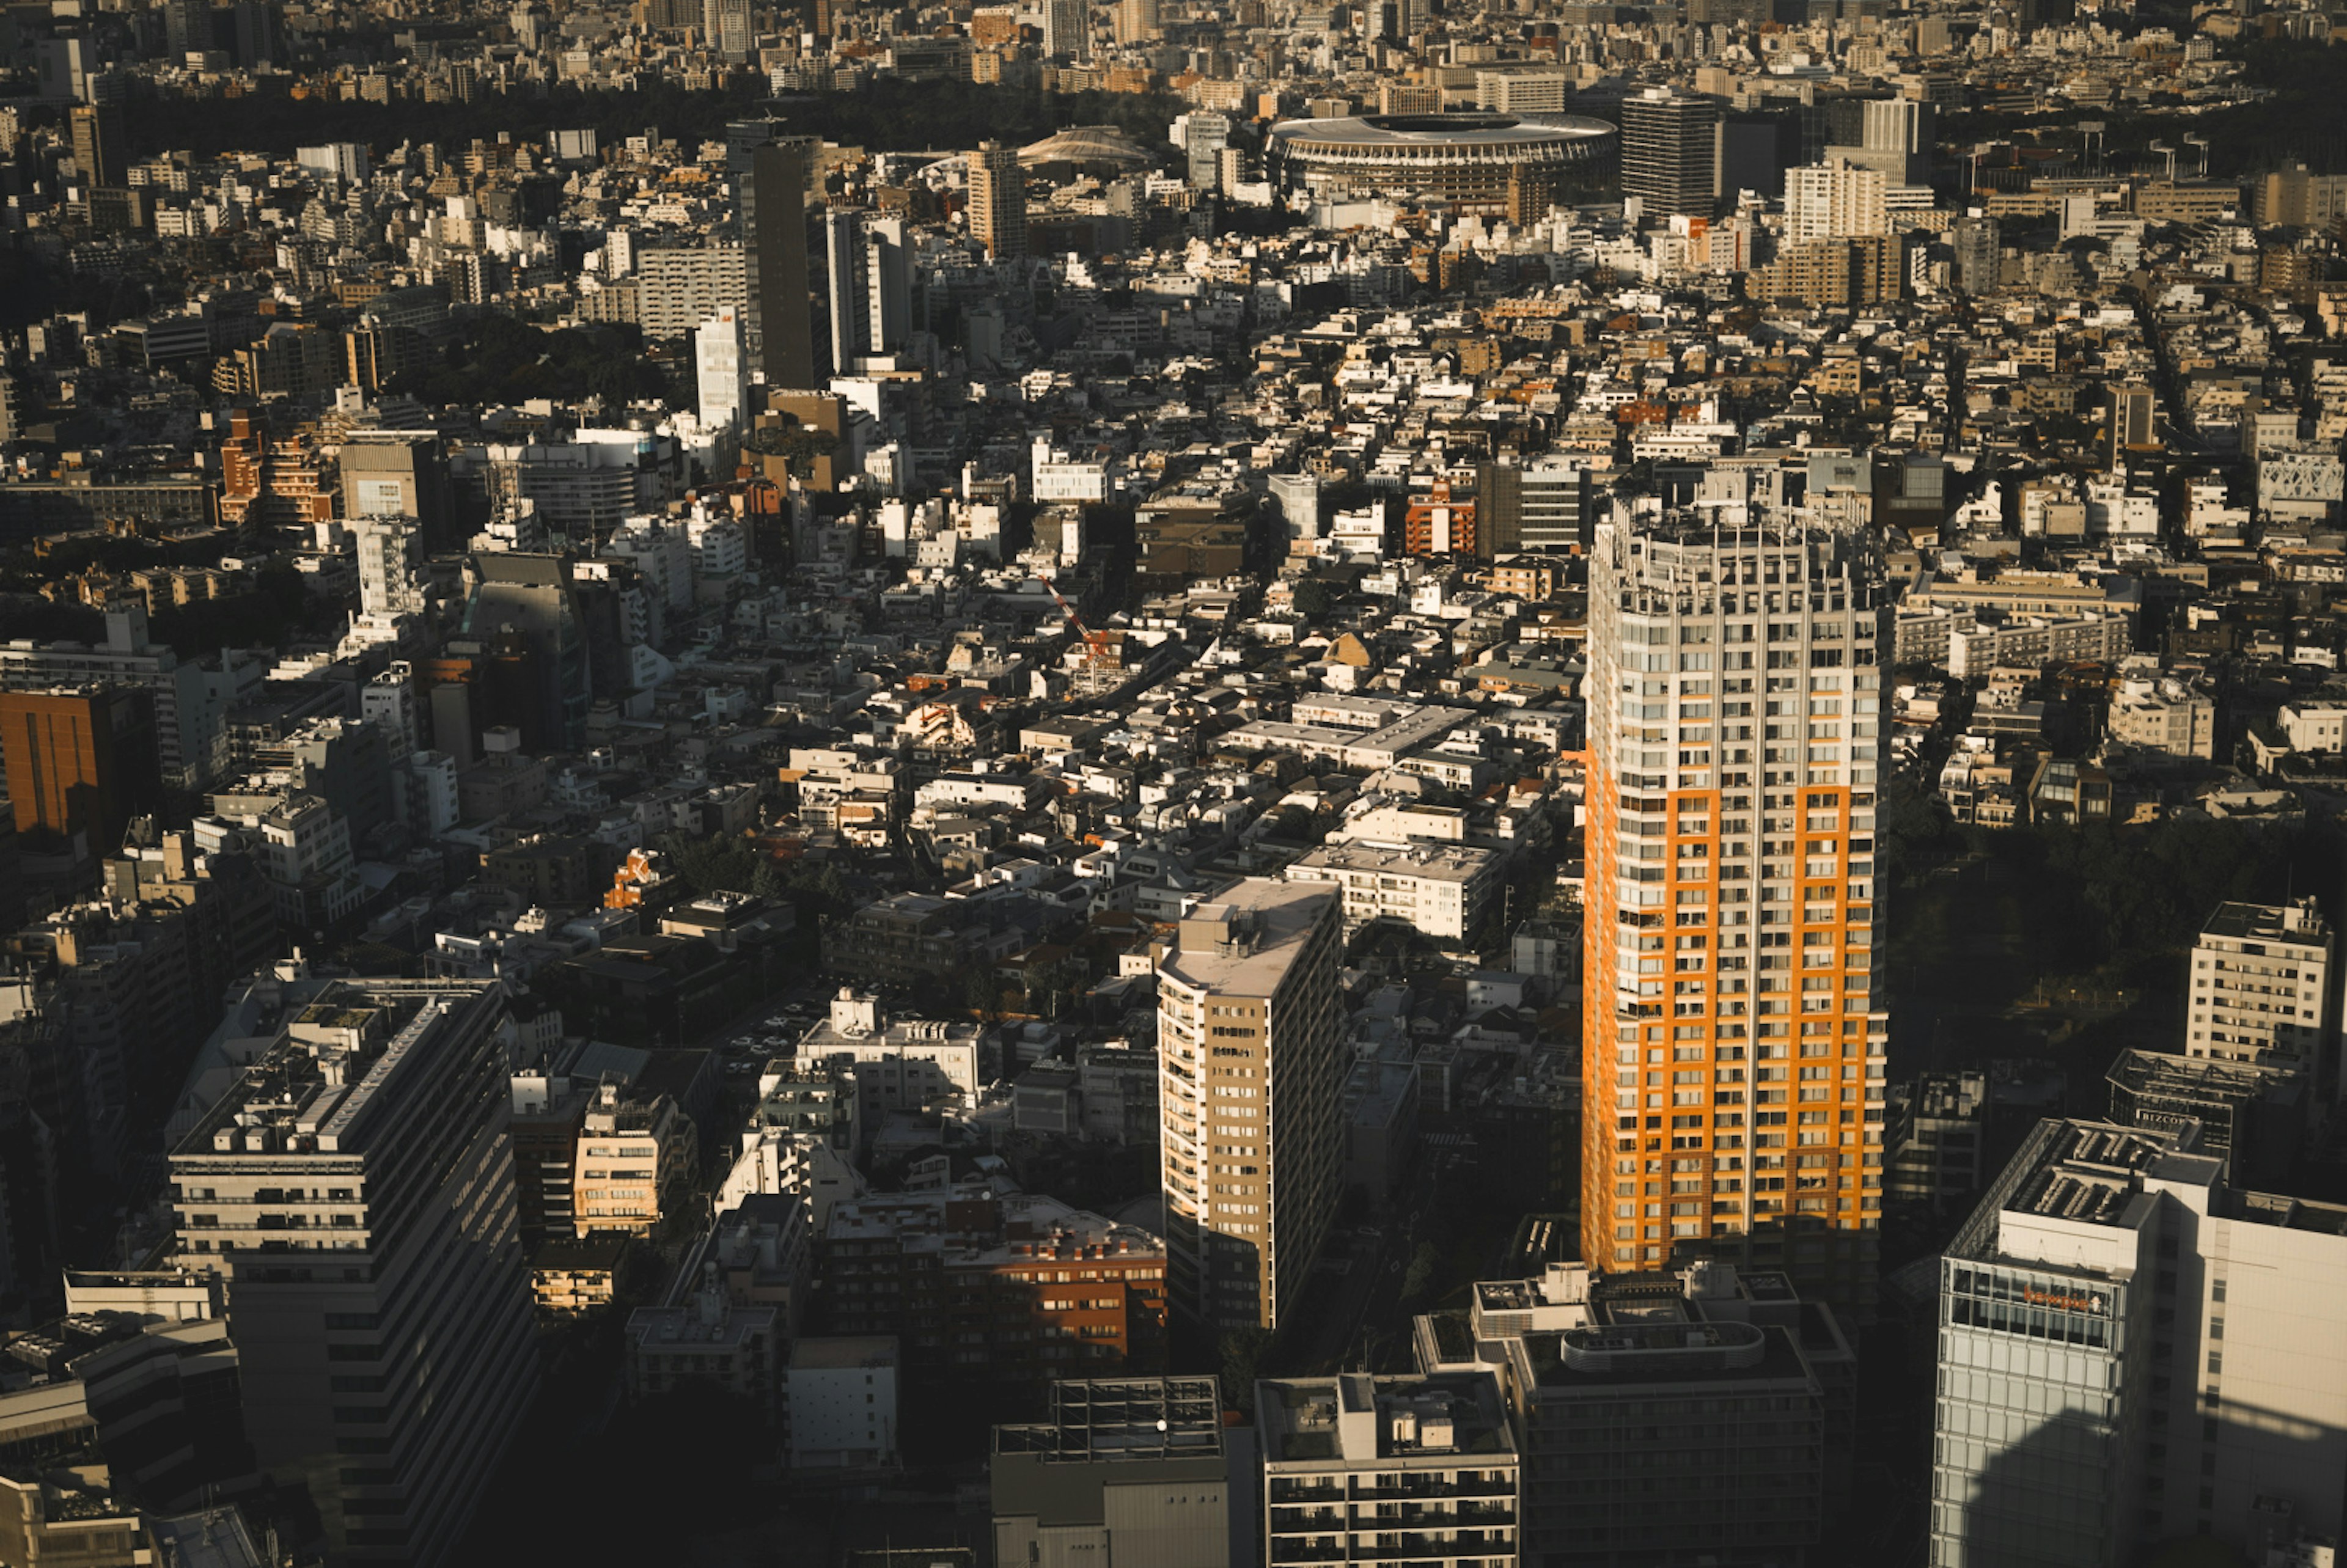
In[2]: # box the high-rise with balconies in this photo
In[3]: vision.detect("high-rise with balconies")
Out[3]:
[1579,515,1891,1313]
[167,976,535,1566]
[1156,879,1343,1332]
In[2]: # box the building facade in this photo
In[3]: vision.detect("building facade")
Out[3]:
[1931,1119,2347,1567]
[1156,880,1344,1332]
[1580,516,1890,1313]
[166,978,537,1566]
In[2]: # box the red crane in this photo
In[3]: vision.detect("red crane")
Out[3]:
[1042,576,1113,667]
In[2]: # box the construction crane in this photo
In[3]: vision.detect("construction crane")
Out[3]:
[1041,576,1114,669]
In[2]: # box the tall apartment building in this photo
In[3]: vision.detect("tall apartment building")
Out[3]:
[1256,1371,1519,1568]
[2185,899,2333,1087]
[1931,1119,2347,1567]
[1580,516,1891,1311]
[1156,879,1343,1332]
[970,141,1030,260]
[1620,90,1721,219]
[1042,0,1088,59]
[1750,235,1903,309]
[68,101,122,189]
[167,978,536,1566]
[1112,0,1159,38]
[1783,158,1887,244]
[823,210,911,373]
[1417,1259,1853,1567]
[992,1377,1235,1568]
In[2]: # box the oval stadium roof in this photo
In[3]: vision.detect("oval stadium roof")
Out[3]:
[1018,125,1156,168]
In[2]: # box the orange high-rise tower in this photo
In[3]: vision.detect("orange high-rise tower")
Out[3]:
[1581,515,1889,1312]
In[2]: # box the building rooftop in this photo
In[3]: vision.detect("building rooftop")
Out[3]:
[993,1376,1224,1461]
[1158,877,1335,999]
[2200,898,2328,945]
[1258,1371,1513,1465]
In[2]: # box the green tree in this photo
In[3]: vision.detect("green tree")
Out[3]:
[1291,577,1337,622]
[1217,1326,1275,1409]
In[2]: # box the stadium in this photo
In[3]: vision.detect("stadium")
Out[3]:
[1265,111,1618,209]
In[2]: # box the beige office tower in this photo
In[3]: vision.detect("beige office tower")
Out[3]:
[969,140,1029,260]
[1156,879,1343,1333]
[1581,516,1892,1314]
[2186,899,2333,1083]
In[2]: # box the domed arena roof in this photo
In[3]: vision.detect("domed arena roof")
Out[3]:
[1017,125,1156,169]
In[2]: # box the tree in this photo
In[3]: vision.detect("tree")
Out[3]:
[1291,577,1337,622]
[1217,1325,1275,1409]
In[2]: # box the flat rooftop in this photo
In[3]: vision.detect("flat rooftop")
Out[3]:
[1159,877,1335,998]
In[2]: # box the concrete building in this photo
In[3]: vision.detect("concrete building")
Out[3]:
[694,306,748,428]
[340,430,455,549]
[992,1377,1234,1568]
[1155,880,1345,1332]
[1580,517,1890,1312]
[1256,1371,1519,1568]
[2108,678,2216,760]
[166,977,537,1566]
[1419,1259,1851,1567]
[1784,158,1887,244]
[788,989,984,1132]
[738,135,814,388]
[0,604,226,791]
[1887,1071,1989,1209]
[0,685,159,851]
[820,1185,1166,1385]
[1891,606,2133,676]
[573,1079,696,1239]
[1283,841,1501,942]
[1931,1119,2347,1567]
[2186,900,2332,1086]
[2105,1050,2304,1186]
[786,1336,899,1470]
[624,1264,780,1414]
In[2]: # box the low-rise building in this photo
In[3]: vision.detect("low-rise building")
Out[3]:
[624,1267,781,1416]
[786,1336,900,1471]
[993,1377,1236,1568]
[1417,1260,1854,1567]
[574,1080,697,1239]
[1284,842,1501,941]
[1257,1370,1520,1568]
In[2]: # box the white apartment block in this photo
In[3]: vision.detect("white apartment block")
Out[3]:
[788,989,985,1128]
[1156,880,1343,1332]
[1284,841,1500,942]
[1933,1119,2347,1568]
[2186,900,2333,1085]
[2107,678,2215,760]
[1258,1371,1520,1568]
[1891,606,2132,673]
[1784,159,1888,244]
[1582,515,1890,1310]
